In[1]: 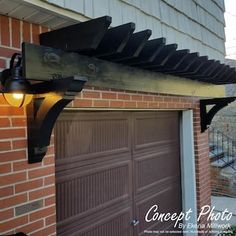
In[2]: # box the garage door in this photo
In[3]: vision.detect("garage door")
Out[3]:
[55,111,182,236]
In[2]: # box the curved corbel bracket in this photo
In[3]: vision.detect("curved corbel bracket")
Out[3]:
[200,97,236,133]
[27,76,87,163]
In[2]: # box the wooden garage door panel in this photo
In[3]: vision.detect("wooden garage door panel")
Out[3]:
[135,181,182,235]
[55,111,182,236]
[55,112,133,236]
[55,112,131,160]
[56,163,131,221]
[134,147,180,192]
[133,112,179,149]
[58,205,133,236]
[132,112,182,235]
[78,210,133,236]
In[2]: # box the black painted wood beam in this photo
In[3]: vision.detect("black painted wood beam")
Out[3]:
[141,43,178,69]
[175,56,208,76]
[40,16,111,52]
[204,63,225,82]
[211,65,230,83]
[125,38,166,66]
[152,49,190,72]
[187,60,216,79]
[220,68,236,84]
[92,23,136,58]
[167,52,199,74]
[104,29,152,61]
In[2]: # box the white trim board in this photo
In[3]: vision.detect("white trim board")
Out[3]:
[180,110,198,236]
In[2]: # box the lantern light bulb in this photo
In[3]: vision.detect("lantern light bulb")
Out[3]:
[3,93,33,107]
[12,93,24,99]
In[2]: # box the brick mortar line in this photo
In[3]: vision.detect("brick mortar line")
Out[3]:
[1,168,26,177]
[0,45,21,51]
[40,213,57,232]
[0,205,56,226]
[19,20,23,49]
[9,18,12,48]
[43,183,55,188]
[44,221,56,229]
[29,23,33,44]
[0,195,28,211]
[29,222,56,235]
[0,126,27,131]
[0,172,54,190]
[0,116,26,119]
[0,148,27,153]
[0,164,45,174]
[0,194,55,213]
[0,146,27,152]
[74,99,195,104]
[26,172,55,181]
[0,56,14,60]
[82,91,194,98]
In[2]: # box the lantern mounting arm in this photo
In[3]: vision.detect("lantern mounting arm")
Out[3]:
[200,97,236,133]
[27,76,87,163]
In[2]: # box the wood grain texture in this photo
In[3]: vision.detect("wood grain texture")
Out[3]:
[22,43,225,97]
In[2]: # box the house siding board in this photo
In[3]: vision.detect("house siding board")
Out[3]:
[134,9,146,32]
[64,0,84,15]
[109,0,122,27]
[84,0,93,18]
[213,0,225,11]
[197,0,225,24]
[45,0,225,61]
[93,0,110,18]
[48,0,64,7]
[148,0,161,19]
[150,18,162,39]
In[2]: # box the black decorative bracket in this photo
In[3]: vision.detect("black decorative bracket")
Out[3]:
[27,76,87,163]
[200,97,236,133]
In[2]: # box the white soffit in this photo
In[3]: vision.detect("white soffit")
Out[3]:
[0,0,89,29]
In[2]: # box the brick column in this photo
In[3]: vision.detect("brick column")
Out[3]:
[0,15,56,236]
[193,107,211,235]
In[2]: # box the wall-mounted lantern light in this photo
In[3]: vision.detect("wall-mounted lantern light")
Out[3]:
[1,53,33,107]
[0,47,87,163]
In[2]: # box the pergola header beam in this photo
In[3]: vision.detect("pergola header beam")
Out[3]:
[22,43,225,98]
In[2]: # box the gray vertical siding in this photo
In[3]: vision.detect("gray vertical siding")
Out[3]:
[47,0,226,61]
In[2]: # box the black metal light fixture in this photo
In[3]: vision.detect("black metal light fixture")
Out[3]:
[1,53,33,107]
[0,52,87,163]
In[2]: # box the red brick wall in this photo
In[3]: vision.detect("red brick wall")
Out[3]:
[0,15,56,236]
[0,15,211,236]
[193,107,211,235]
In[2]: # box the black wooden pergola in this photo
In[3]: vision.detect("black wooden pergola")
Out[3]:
[39,16,236,85]
[2,16,236,163]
